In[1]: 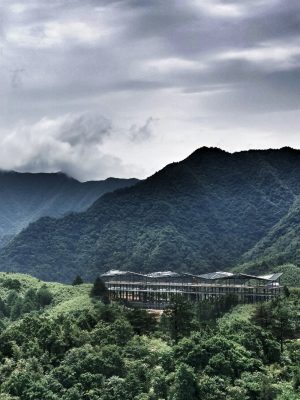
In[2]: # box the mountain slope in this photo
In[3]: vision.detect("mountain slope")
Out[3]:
[0,171,138,245]
[1,147,300,282]
[238,196,300,273]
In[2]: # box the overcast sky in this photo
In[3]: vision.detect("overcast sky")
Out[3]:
[1,0,300,180]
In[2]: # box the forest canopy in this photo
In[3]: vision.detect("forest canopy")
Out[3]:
[0,272,298,400]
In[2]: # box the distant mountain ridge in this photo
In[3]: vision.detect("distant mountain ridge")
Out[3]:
[1,147,300,282]
[0,171,138,246]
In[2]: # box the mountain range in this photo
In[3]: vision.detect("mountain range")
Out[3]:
[1,147,300,283]
[0,171,138,246]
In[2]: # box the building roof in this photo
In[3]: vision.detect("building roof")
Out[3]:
[101,269,282,282]
[146,271,180,278]
[101,269,144,277]
[198,271,234,280]
[257,273,283,281]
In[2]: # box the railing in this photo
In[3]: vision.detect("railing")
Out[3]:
[105,280,281,308]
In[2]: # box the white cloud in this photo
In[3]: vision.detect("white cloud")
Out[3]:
[9,3,28,14]
[193,0,244,18]
[6,20,110,48]
[192,0,278,18]
[0,112,140,181]
[1,0,300,180]
[218,41,300,70]
[144,57,206,73]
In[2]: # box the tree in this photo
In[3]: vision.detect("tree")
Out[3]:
[259,375,278,400]
[283,286,290,298]
[169,363,199,400]
[3,278,21,291]
[101,376,128,400]
[126,309,157,335]
[6,290,19,314]
[37,286,53,308]
[149,368,168,400]
[270,302,296,352]
[0,297,8,318]
[10,297,23,320]
[22,288,38,314]
[293,367,300,391]
[252,302,272,330]
[72,275,83,286]
[198,375,228,400]
[162,296,193,342]
[111,318,133,346]
[90,277,109,304]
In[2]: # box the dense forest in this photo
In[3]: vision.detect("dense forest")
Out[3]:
[0,171,138,247]
[239,196,300,273]
[2,147,300,282]
[0,272,298,399]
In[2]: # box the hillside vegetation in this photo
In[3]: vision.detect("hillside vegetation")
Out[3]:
[1,147,300,282]
[0,171,138,246]
[0,272,93,318]
[241,196,300,269]
[0,272,298,399]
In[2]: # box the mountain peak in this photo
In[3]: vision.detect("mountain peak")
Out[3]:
[189,146,227,156]
[183,146,229,166]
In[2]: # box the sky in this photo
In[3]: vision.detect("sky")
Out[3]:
[1,0,300,181]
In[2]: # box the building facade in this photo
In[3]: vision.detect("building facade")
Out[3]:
[101,270,282,309]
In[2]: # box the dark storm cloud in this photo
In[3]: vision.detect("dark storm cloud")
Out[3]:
[1,0,300,179]
[4,0,300,103]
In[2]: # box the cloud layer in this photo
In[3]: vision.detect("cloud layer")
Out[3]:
[0,112,145,180]
[0,0,300,179]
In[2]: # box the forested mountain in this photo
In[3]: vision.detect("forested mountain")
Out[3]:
[1,147,300,282]
[0,171,138,246]
[239,196,300,274]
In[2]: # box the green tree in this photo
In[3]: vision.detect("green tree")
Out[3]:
[111,318,134,346]
[169,363,199,400]
[198,375,228,400]
[271,302,296,352]
[293,367,300,391]
[3,278,21,291]
[252,302,272,330]
[37,286,53,308]
[162,296,193,342]
[6,290,19,315]
[90,277,109,304]
[149,368,168,400]
[101,376,128,400]
[22,288,38,314]
[0,296,8,317]
[72,275,83,286]
[10,297,23,320]
[283,285,290,298]
[126,309,157,335]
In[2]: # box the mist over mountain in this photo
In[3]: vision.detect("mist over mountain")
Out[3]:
[0,171,138,246]
[1,147,300,282]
